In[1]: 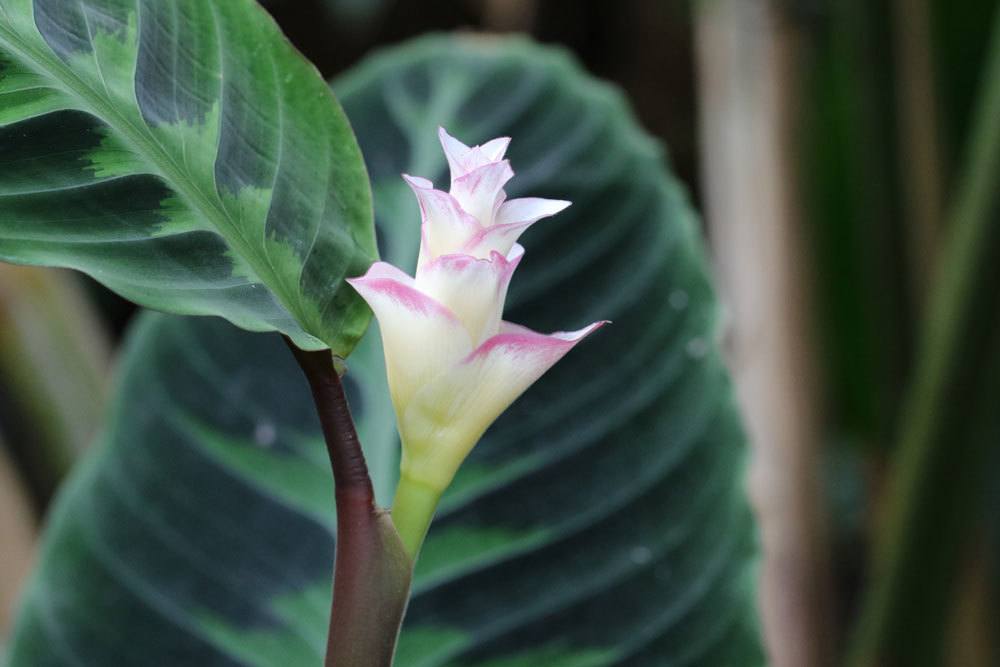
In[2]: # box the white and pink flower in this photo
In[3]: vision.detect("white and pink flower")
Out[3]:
[348,127,606,493]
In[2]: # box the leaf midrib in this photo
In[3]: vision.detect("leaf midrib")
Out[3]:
[0,17,307,338]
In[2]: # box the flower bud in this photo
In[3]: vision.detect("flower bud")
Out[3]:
[348,128,606,530]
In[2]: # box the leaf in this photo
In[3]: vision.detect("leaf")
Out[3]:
[6,35,764,666]
[0,0,376,355]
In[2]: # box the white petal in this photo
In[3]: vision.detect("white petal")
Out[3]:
[478,136,511,162]
[462,198,571,257]
[463,221,531,258]
[403,174,433,190]
[438,127,474,181]
[415,245,523,344]
[347,263,472,411]
[451,160,514,226]
[438,127,511,184]
[458,320,608,413]
[398,319,606,489]
[404,174,481,265]
[495,197,571,226]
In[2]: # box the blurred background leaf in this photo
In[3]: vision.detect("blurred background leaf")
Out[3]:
[848,5,1000,665]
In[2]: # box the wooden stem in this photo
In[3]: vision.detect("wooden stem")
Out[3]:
[693,2,832,665]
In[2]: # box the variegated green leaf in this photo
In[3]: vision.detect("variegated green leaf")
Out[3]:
[6,35,763,666]
[0,0,376,355]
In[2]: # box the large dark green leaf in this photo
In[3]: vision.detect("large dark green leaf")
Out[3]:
[0,0,376,355]
[6,35,763,666]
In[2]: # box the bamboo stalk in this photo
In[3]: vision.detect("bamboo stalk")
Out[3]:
[693,2,831,665]
[0,266,112,501]
[0,436,36,640]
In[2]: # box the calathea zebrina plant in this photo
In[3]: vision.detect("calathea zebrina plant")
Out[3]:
[0,3,763,666]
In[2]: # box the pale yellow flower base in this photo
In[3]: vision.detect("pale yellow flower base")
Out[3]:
[391,472,444,558]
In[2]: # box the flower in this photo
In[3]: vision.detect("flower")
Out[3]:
[348,128,606,496]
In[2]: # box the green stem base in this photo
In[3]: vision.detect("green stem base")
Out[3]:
[392,473,443,559]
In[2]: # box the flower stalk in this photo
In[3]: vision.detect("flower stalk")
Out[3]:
[285,127,605,664]
[391,472,442,557]
[286,341,412,667]
[349,128,606,560]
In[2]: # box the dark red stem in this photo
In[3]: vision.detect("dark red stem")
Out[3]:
[286,340,412,667]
